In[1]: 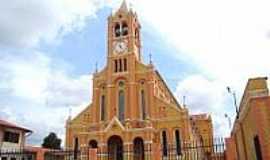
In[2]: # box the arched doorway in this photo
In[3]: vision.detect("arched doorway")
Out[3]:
[108,135,123,160]
[133,137,144,160]
[89,140,98,148]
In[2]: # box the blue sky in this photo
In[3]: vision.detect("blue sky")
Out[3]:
[40,7,198,88]
[1,0,270,146]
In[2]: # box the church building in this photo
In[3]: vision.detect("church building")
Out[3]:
[65,1,213,159]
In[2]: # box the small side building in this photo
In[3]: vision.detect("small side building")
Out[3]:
[190,114,213,142]
[0,119,32,151]
[226,77,270,160]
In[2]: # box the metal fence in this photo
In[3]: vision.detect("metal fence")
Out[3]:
[162,138,226,160]
[94,138,225,160]
[0,138,225,160]
[44,150,81,160]
[96,144,152,160]
[0,150,36,160]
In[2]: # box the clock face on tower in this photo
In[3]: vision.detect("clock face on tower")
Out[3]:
[113,40,128,54]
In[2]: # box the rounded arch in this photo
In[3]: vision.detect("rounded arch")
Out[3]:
[89,140,98,148]
[113,77,127,85]
[133,137,144,160]
[107,135,123,160]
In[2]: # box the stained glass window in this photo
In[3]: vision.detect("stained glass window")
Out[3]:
[141,90,146,120]
[101,95,106,121]
[119,90,125,121]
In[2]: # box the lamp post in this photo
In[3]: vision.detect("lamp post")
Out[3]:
[226,87,239,119]
[226,86,248,159]
[224,113,232,129]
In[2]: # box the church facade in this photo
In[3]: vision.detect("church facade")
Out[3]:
[65,1,213,159]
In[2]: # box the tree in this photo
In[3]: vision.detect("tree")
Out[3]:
[42,132,62,149]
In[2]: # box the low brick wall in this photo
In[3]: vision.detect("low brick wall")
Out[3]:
[225,137,237,160]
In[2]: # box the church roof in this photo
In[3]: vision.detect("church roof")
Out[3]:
[154,70,182,108]
[104,117,125,132]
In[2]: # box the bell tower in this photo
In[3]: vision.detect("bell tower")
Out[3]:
[107,0,141,74]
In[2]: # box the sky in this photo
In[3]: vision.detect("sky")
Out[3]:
[1,0,270,146]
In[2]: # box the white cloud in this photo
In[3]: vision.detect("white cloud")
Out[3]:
[0,0,108,145]
[127,0,270,137]
[1,52,92,104]
[175,75,234,137]
[132,0,270,82]
[0,0,107,48]
[0,52,92,145]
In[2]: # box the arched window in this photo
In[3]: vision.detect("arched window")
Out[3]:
[119,59,122,72]
[122,22,128,36]
[115,23,121,37]
[124,58,127,71]
[74,137,79,157]
[140,90,146,120]
[89,140,98,148]
[135,28,138,37]
[135,28,140,44]
[175,130,181,155]
[162,131,168,156]
[254,135,262,160]
[118,82,125,121]
[114,60,118,72]
[100,95,106,121]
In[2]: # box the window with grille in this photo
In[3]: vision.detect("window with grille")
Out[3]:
[3,131,20,143]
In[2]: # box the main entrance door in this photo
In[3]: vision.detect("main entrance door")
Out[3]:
[108,135,123,160]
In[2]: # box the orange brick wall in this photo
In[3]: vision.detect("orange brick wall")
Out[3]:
[250,97,270,160]
[227,96,270,160]
[225,137,237,160]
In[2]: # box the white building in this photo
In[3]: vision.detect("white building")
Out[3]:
[0,119,32,152]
